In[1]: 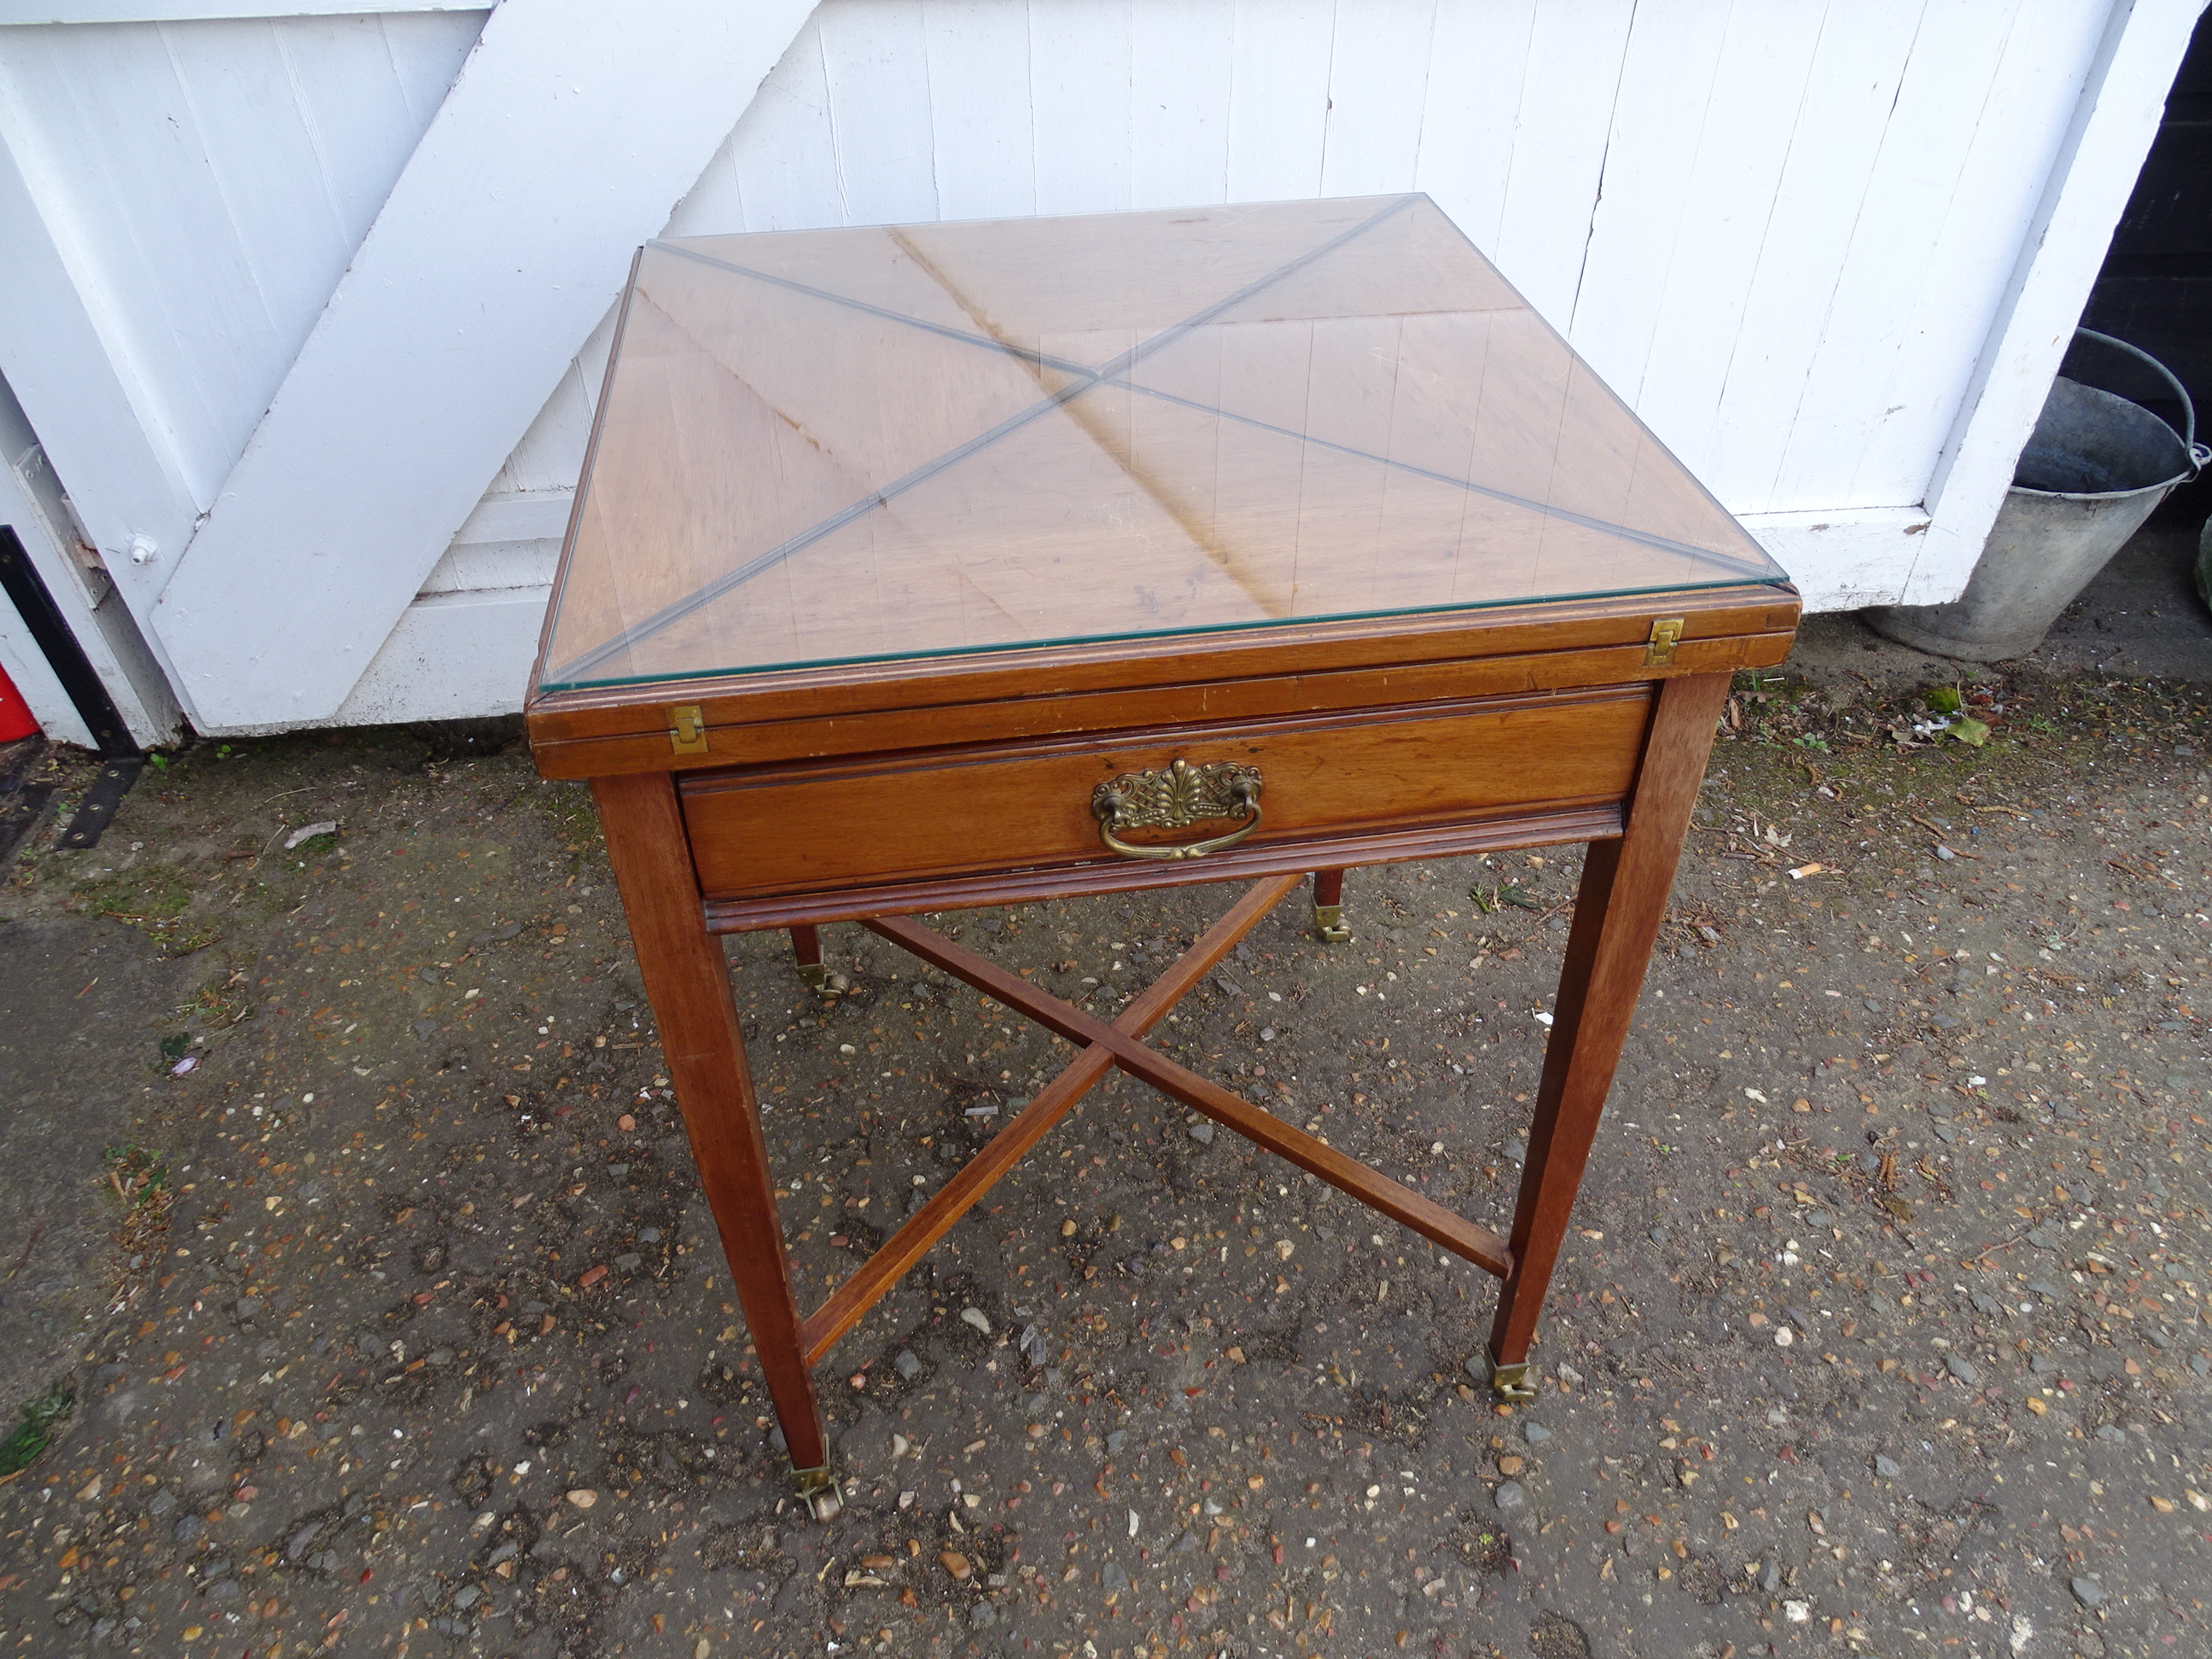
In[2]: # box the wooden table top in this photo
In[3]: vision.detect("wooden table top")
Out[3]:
[530,195,1790,706]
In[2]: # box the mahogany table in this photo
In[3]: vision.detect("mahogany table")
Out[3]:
[525,195,1798,1516]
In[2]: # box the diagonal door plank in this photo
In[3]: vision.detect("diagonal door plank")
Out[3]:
[151,0,818,728]
[0,134,202,624]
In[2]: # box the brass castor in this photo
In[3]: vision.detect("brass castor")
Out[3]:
[1313,902,1352,945]
[1486,1350,1538,1401]
[796,963,851,996]
[794,1465,842,1521]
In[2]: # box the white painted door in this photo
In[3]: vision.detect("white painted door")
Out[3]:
[0,0,2196,735]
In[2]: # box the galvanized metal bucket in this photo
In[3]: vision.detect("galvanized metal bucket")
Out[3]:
[1866,329,2208,662]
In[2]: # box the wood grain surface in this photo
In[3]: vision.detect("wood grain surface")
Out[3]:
[678,685,1650,899]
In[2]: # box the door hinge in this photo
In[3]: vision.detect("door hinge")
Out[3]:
[1645,617,1683,667]
[668,704,708,756]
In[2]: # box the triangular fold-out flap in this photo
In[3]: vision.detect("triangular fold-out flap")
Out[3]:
[1052,378,1754,619]
[1179,195,1521,329]
[543,291,934,684]
[541,306,765,682]
[1441,312,1776,573]
[602,405,1266,677]
[1126,305,1778,579]
[1545,353,1783,577]
[634,244,1072,483]
[579,498,952,681]
[883,197,1408,370]
[911,381,1564,626]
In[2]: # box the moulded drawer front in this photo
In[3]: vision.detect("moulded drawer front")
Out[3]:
[679,688,1652,899]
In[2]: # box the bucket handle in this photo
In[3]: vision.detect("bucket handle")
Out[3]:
[2075,327,2201,481]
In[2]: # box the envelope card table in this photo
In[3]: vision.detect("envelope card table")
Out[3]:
[525,195,1798,1514]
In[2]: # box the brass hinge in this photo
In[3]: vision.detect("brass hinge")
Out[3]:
[1645,617,1683,667]
[667,705,708,757]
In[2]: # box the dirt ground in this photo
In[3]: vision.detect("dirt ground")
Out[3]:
[0,541,2207,1659]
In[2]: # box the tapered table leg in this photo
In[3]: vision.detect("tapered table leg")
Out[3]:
[592,773,832,1499]
[1485,672,1731,1397]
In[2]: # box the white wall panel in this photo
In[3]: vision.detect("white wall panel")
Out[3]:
[1765,0,2015,514]
[924,0,1034,220]
[1621,3,1831,507]
[1557,0,1731,416]
[1708,0,1928,514]
[0,12,481,505]
[1129,0,1232,209]
[457,0,2106,571]
[1850,0,2111,506]
[1317,0,1434,198]
[1484,0,1637,328]
[0,0,2186,730]
[824,0,943,223]
[1412,0,1538,256]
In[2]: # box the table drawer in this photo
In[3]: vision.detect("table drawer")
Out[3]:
[680,686,1653,899]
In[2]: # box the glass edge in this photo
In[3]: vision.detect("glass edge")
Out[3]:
[530,573,1796,697]
[531,252,645,698]
[546,198,1787,699]
[648,192,1423,253]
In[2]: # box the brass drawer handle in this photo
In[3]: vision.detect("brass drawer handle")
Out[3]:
[1091,760,1263,861]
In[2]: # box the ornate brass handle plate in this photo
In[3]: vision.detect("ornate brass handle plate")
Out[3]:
[1091,759,1264,861]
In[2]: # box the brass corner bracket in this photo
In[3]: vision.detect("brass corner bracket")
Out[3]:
[667,704,709,757]
[1487,1348,1539,1401]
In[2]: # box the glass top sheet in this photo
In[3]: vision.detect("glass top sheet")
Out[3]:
[538,195,1786,691]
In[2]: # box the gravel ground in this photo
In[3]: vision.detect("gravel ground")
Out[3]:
[0,637,2205,1659]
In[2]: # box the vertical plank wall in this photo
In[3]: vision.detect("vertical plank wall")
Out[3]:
[410,0,2112,724]
[0,12,486,511]
[0,1,2162,726]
